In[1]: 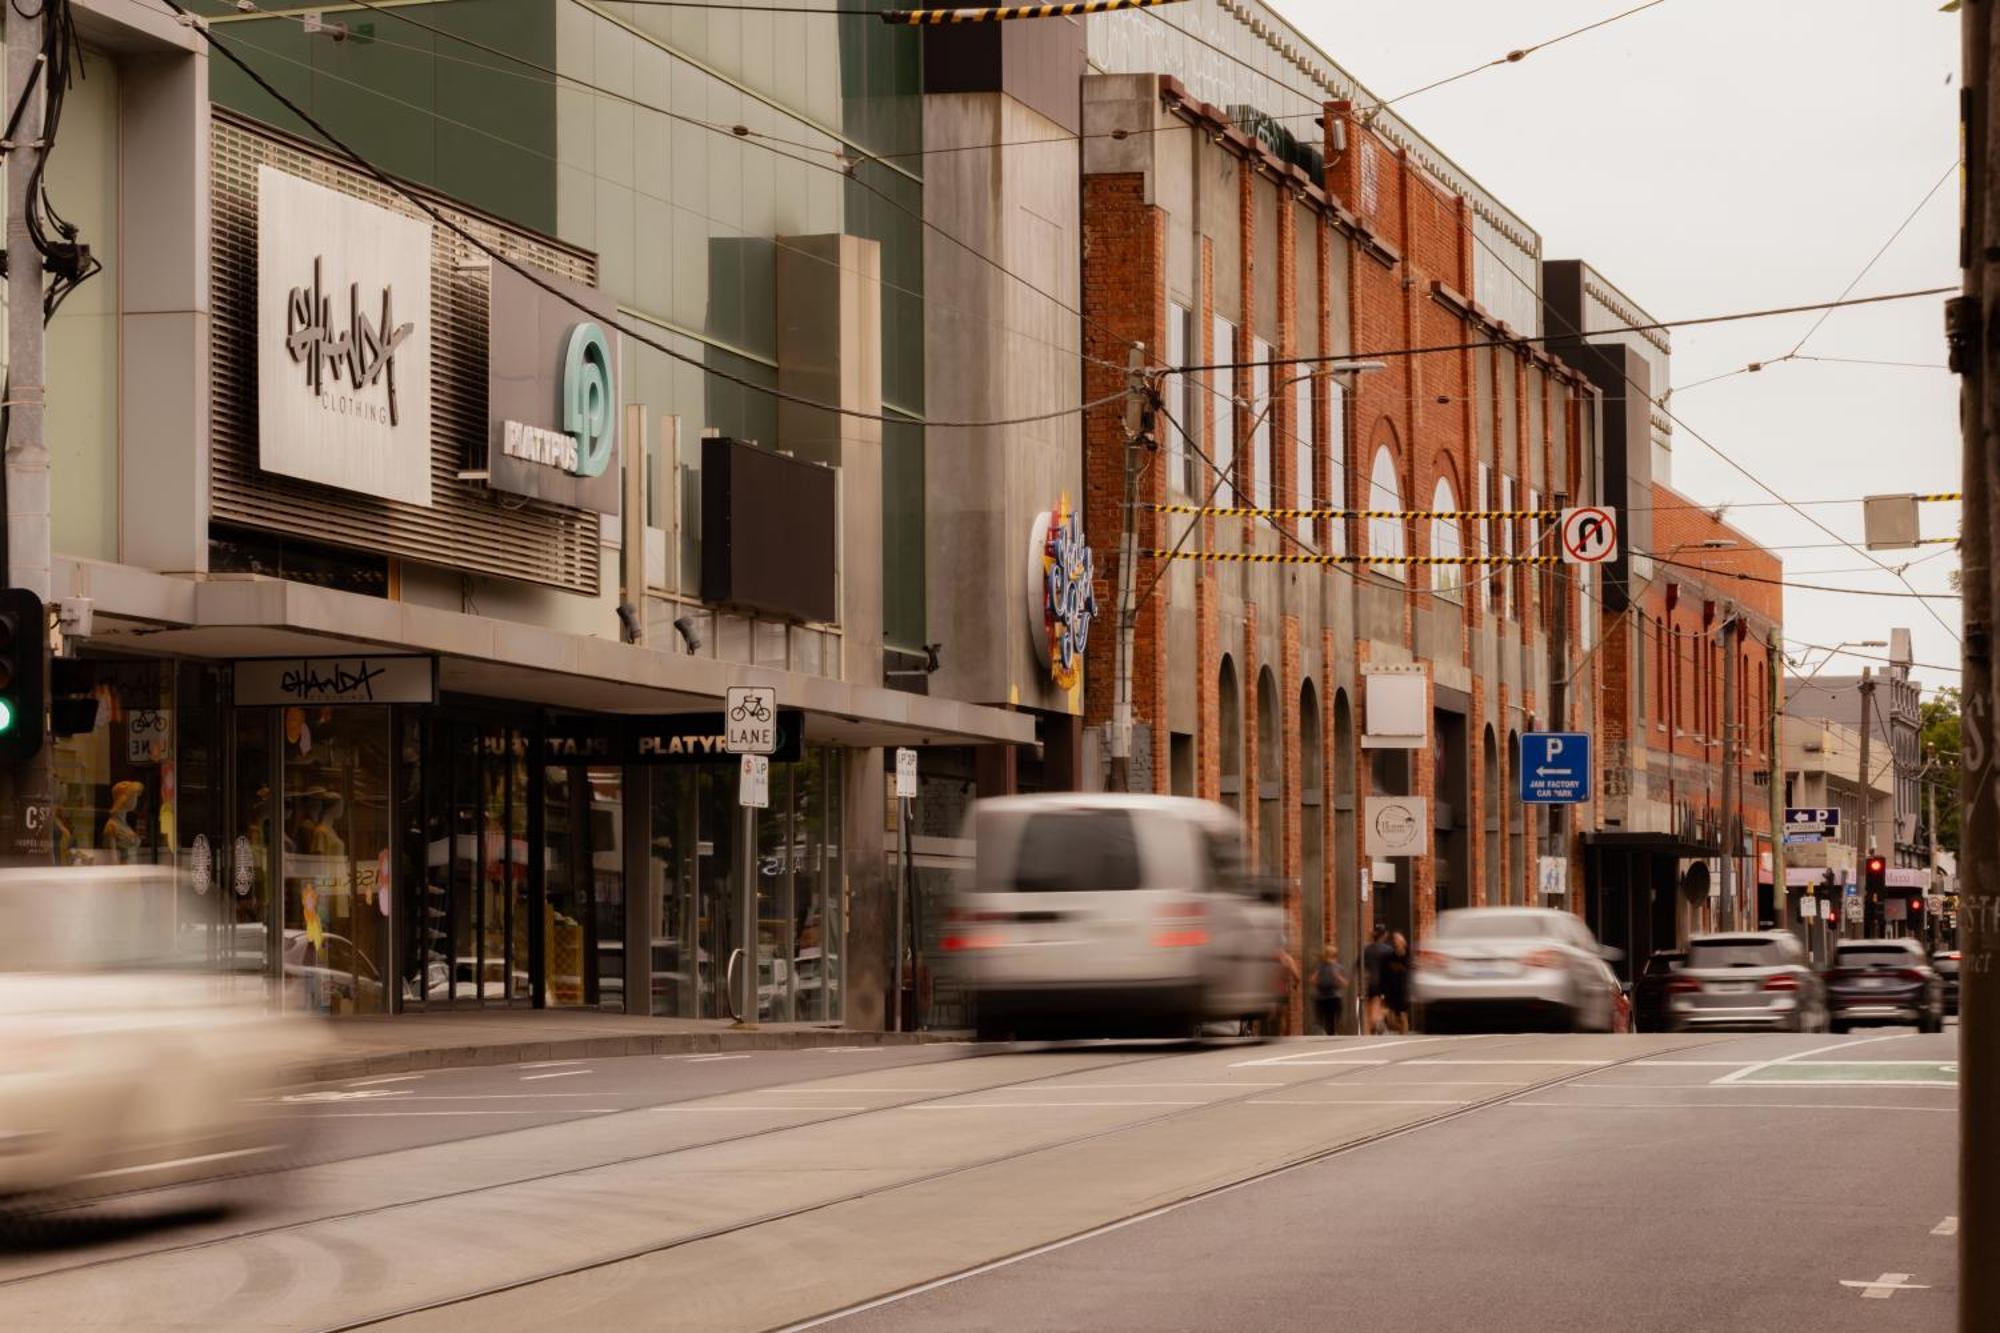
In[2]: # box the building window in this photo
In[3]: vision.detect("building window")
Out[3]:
[1211,315,1237,504]
[1166,301,1190,494]
[1499,475,1517,619]
[1294,373,1314,540]
[1430,475,1464,601]
[1251,338,1273,511]
[1367,445,1405,578]
[1329,378,1348,557]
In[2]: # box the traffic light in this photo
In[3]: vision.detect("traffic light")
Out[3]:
[1864,855,1887,895]
[0,589,46,765]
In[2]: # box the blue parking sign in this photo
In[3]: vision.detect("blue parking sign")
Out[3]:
[1520,732,1591,804]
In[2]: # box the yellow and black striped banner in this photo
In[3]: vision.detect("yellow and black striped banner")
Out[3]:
[1914,492,1963,503]
[1147,548,1560,568]
[880,0,1184,23]
[1150,502,1560,521]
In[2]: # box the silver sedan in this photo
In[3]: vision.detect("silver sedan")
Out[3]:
[1412,907,1623,1033]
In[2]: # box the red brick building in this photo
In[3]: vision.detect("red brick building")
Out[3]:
[1080,75,1610,1029]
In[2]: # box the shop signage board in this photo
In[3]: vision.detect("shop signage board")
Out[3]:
[541,710,805,765]
[486,264,622,513]
[738,754,770,808]
[234,656,436,707]
[256,167,433,506]
[1027,497,1097,692]
[1365,796,1427,858]
[725,686,778,755]
[1520,732,1591,804]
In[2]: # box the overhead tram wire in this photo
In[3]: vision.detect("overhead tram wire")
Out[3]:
[165,4,1130,432]
[1363,0,1671,115]
[1644,553,1962,601]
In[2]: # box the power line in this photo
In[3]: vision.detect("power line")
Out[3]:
[1784,160,1960,361]
[168,5,1129,431]
[1647,554,1962,601]
[1167,286,1952,374]
[1367,0,1671,114]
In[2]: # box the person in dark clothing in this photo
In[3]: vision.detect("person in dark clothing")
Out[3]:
[1311,955,1348,1035]
[1382,931,1413,1034]
[1362,924,1393,1034]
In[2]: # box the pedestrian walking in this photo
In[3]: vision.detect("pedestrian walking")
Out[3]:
[1311,954,1347,1035]
[1362,924,1392,1034]
[1382,931,1413,1034]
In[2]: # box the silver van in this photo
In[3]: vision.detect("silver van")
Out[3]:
[949,794,1286,1040]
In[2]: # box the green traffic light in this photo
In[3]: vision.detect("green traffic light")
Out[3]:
[0,699,16,734]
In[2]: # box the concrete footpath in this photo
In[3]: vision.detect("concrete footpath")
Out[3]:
[293,1011,951,1083]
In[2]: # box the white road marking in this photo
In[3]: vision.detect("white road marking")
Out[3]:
[1014,1082,1284,1090]
[522,1069,593,1081]
[518,1060,585,1070]
[684,1054,753,1063]
[1568,1080,1957,1091]
[1713,1034,1910,1085]
[77,1146,278,1181]
[905,1100,1210,1109]
[652,1104,869,1112]
[1405,1059,1612,1067]
[1933,1215,1959,1236]
[1506,1100,1955,1113]
[281,1088,414,1104]
[293,1109,622,1117]
[345,1074,425,1087]
[1627,1060,1755,1067]
[1230,1037,1453,1068]
[1840,1273,1930,1299]
[1248,1098,1468,1107]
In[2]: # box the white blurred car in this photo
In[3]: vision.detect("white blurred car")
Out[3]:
[1411,907,1624,1033]
[948,795,1287,1040]
[0,867,323,1205]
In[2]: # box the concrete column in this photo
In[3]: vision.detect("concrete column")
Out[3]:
[842,747,890,1031]
[117,47,210,573]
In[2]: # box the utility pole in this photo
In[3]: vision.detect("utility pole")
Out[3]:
[1548,493,1570,906]
[1108,343,1153,794]
[1769,634,1785,929]
[1719,609,1738,931]
[1858,667,1876,929]
[1,0,55,861]
[1952,2,1999,1323]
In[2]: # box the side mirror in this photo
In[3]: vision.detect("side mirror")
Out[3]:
[1599,945,1626,964]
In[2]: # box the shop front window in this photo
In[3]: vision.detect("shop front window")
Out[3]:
[281,705,392,1014]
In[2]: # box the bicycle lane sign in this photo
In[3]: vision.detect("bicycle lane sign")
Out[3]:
[725,685,778,755]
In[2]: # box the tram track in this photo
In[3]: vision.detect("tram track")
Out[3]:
[304,1034,1727,1333]
[0,1042,1206,1289]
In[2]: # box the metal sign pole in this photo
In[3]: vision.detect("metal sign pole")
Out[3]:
[738,803,757,1026]
[892,794,908,1033]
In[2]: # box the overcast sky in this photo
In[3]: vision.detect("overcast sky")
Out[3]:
[1292,0,1962,702]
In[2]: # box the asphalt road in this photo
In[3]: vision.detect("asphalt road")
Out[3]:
[0,1028,1958,1332]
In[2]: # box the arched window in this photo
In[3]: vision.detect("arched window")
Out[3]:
[1430,474,1464,600]
[1366,445,1405,577]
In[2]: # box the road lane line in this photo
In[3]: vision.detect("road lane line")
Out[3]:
[1248,1098,1468,1106]
[1230,1037,1455,1068]
[522,1069,594,1081]
[345,1074,425,1087]
[1505,1100,1955,1112]
[1405,1058,1611,1066]
[1713,1033,1910,1084]
[904,1100,1210,1109]
[1627,1060,1755,1067]
[518,1060,585,1070]
[684,1054,753,1063]
[1933,1216,1959,1236]
[292,1109,624,1117]
[1840,1273,1930,1299]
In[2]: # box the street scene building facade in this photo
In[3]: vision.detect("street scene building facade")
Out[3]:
[33,0,1805,1032]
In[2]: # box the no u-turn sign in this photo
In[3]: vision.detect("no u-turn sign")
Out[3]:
[1559,507,1619,565]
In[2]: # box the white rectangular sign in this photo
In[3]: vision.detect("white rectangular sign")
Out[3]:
[894,747,919,799]
[1365,796,1427,858]
[725,686,778,755]
[257,166,434,506]
[738,754,770,809]
[1537,856,1567,897]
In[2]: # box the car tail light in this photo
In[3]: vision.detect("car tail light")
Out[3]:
[1151,902,1207,948]
[1666,976,1701,995]
[1897,968,1928,984]
[1521,949,1564,971]
[942,910,1005,952]
[1762,974,1800,991]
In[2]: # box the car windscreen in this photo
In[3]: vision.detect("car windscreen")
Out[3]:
[1641,954,1685,977]
[1432,913,1557,941]
[1686,940,1783,970]
[1837,946,1916,970]
[1934,956,1960,975]
[1007,810,1144,893]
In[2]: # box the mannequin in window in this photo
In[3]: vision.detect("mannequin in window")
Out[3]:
[104,781,145,864]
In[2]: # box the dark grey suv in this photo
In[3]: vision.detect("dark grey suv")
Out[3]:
[1827,938,1945,1033]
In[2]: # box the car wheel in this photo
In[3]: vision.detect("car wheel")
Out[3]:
[1829,1017,1849,1035]
[1920,1009,1944,1035]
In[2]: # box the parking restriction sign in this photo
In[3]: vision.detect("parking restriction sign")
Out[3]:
[1559,507,1619,565]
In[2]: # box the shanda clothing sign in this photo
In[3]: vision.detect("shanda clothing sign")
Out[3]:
[256,166,434,507]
